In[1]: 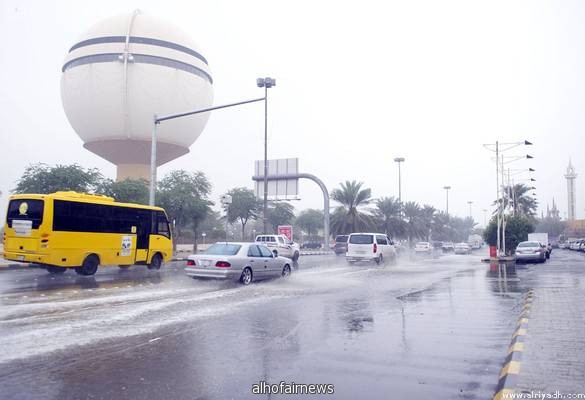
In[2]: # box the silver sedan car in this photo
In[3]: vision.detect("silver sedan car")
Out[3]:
[515,241,547,263]
[186,242,293,285]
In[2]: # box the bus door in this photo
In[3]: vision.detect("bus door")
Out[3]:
[134,209,151,263]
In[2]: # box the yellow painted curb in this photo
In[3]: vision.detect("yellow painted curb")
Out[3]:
[499,360,521,379]
[493,389,516,400]
[512,328,527,338]
[508,342,524,354]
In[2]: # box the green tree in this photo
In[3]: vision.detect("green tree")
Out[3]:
[96,178,149,204]
[498,184,538,219]
[420,205,436,241]
[296,209,324,237]
[330,180,374,235]
[198,210,226,243]
[403,201,425,246]
[157,170,212,251]
[13,163,103,194]
[225,187,262,240]
[484,215,535,255]
[374,197,405,238]
[267,202,295,232]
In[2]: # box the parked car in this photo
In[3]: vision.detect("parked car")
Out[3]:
[301,241,322,249]
[346,233,396,265]
[441,242,455,252]
[454,242,471,254]
[515,241,547,263]
[186,242,293,285]
[414,242,433,255]
[333,235,349,255]
[580,240,585,252]
[255,234,300,261]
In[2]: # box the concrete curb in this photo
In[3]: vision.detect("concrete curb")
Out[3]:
[493,289,534,400]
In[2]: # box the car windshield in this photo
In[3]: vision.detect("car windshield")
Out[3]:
[417,242,429,246]
[349,234,373,244]
[518,242,539,248]
[204,244,242,255]
[336,235,349,243]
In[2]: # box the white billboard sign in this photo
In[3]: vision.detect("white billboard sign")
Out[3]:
[254,158,299,200]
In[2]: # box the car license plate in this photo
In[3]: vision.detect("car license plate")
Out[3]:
[355,250,366,254]
[202,260,211,267]
[17,255,25,261]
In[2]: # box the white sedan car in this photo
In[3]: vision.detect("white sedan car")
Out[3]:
[454,242,472,254]
[186,242,293,285]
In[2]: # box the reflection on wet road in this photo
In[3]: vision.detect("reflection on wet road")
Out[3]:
[2,251,576,399]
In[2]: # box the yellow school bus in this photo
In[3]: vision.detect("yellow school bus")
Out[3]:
[2,191,173,275]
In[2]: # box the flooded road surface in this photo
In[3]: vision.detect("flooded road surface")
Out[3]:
[0,251,549,399]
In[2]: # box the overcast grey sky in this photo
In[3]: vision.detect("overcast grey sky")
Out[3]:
[1,0,583,223]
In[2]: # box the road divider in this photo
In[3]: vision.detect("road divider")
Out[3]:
[493,289,534,400]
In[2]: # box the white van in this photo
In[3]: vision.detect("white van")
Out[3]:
[255,234,300,261]
[346,233,397,265]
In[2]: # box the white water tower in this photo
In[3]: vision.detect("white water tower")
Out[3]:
[61,10,213,180]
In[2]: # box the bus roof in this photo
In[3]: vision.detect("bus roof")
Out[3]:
[8,191,165,211]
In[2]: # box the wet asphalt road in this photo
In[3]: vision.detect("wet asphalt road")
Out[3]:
[1,250,571,399]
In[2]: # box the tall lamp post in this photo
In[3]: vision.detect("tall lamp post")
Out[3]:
[257,77,276,234]
[483,140,532,256]
[443,186,451,215]
[467,201,473,219]
[482,209,488,227]
[394,157,405,203]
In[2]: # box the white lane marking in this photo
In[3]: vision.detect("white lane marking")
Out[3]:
[148,337,161,343]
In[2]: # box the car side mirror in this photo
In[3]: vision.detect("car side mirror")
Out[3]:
[272,250,278,257]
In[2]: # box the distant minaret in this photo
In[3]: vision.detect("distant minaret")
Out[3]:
[565,160,577,220]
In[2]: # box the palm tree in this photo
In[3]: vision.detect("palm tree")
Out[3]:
[420,205,436,241]
[403,201,425,246]
[330,180,374,235]
[496,184,538,218]
[374,197,405,238]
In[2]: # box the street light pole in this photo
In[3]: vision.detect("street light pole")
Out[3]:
[467,201,473,219]
[257,77,276,234]
[394,157,405,203]
[149,96,266,206]
[443,186,451,215]
[482,209,488,227]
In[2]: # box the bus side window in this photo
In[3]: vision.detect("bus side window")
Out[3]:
[156,211,170,238]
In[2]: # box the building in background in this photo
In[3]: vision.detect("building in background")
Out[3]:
[61,10,213,181]
[564,160,577,220]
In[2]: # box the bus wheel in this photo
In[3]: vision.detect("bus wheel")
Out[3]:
[76,255,99,276]
[148,253,162,270]
[47,266,66,274]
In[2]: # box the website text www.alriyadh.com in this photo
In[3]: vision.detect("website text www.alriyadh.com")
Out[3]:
[503,391,585,399]
[252,381,334,395]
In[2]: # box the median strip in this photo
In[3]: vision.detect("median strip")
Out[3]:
[493,289,534,400]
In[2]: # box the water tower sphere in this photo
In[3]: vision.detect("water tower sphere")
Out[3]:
[61,11,213,180]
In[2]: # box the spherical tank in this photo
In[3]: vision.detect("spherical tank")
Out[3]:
[60,10,213,180]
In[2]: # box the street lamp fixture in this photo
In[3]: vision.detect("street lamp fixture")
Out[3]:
[257,77,276,234]
[526,154,534,159]
[529,168,535,172]
[394,157,405,203]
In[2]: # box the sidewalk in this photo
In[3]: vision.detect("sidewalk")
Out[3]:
[496,251,585,398]
[515,287,585,395]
